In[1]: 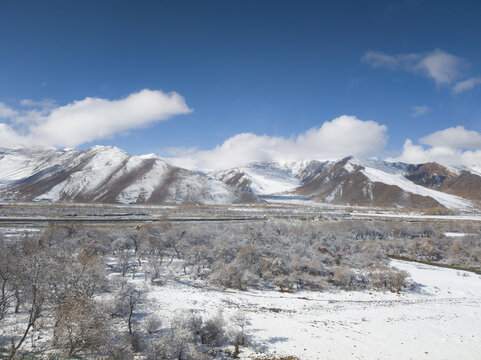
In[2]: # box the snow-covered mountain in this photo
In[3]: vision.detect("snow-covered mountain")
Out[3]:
[213,157,480,211]
[2,146,480,210]
[0,147,81,184]
[0,146,258,205]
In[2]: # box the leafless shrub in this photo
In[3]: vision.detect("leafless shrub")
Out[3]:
[143,314,163,334]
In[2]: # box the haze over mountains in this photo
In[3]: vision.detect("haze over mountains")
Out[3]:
[1,145,480,210]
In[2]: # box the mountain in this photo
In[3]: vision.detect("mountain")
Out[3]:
[0,146,258,205]
[213,157,479,211]
[405,162,481,201]
[2,146,480,210]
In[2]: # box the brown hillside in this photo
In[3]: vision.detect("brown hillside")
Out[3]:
[406,162,481,201]
[295,160,443,208]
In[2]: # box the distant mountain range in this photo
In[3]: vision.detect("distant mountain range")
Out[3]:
[212,157,481,211]
[1,146,480,210]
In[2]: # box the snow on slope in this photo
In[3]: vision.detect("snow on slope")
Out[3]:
[0,147,79,183]
[214,162,302,195]
[362,166,475,210]
[116,159,170,204]
[167,174,238,205]
[35,146,130,201]
[3,146,479,208]
[351,157,414,175]
[242,164,300,194]
[214,159,480,210]
[0,146,255,205]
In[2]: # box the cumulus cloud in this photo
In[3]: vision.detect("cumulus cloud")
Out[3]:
[419,126,481,149]
[389,139,481,169]
[0,89,192,148]
[362,49,463,85]
[453,77,481,94]
[166,115,388,170]
[411,105,429,118]
[389,126,481,170]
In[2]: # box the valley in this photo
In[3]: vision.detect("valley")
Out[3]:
[1,201,480,359]
[1,147,481,359]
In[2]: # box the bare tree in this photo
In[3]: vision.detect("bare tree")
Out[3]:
[53,297,106,356]
[10,249,48,356]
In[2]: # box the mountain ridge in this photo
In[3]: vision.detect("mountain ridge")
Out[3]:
[1,146,480,210]
[212,157,480,211]
[0,146,258,205]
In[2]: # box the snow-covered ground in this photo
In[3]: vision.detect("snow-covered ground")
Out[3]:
[131,259,481,360]
[351,212,481,222]
[444,232,468,237]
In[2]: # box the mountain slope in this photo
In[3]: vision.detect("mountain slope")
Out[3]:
[214,158,477,210]
[293,159,443,209]
[405,162,481,201]
[0,147,80,184]
[0,146,258,205]
[211,160,330,195]
[2,146,479,210]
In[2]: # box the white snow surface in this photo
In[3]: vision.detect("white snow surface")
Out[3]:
[129,259,481,360]
[444,232,468,237]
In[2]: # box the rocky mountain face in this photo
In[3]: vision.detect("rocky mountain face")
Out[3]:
[0,146,258,205]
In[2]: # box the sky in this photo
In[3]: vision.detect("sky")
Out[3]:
[0,0,481,170]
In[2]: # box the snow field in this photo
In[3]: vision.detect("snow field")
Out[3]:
[125,259,481,360]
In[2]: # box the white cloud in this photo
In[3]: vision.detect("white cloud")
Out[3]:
[419,126,481,149]
[0,89,192,148]
[389,139,481,169]
[415,49,461,84]
[362,49,463,85]
[0,102,18,119]
[0,123,30,148]
[389,127,481,170]
[166,115,388,170]
[453,77,481,94]
[411,105,429,118]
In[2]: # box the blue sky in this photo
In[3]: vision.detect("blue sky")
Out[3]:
[1,0,481,169]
